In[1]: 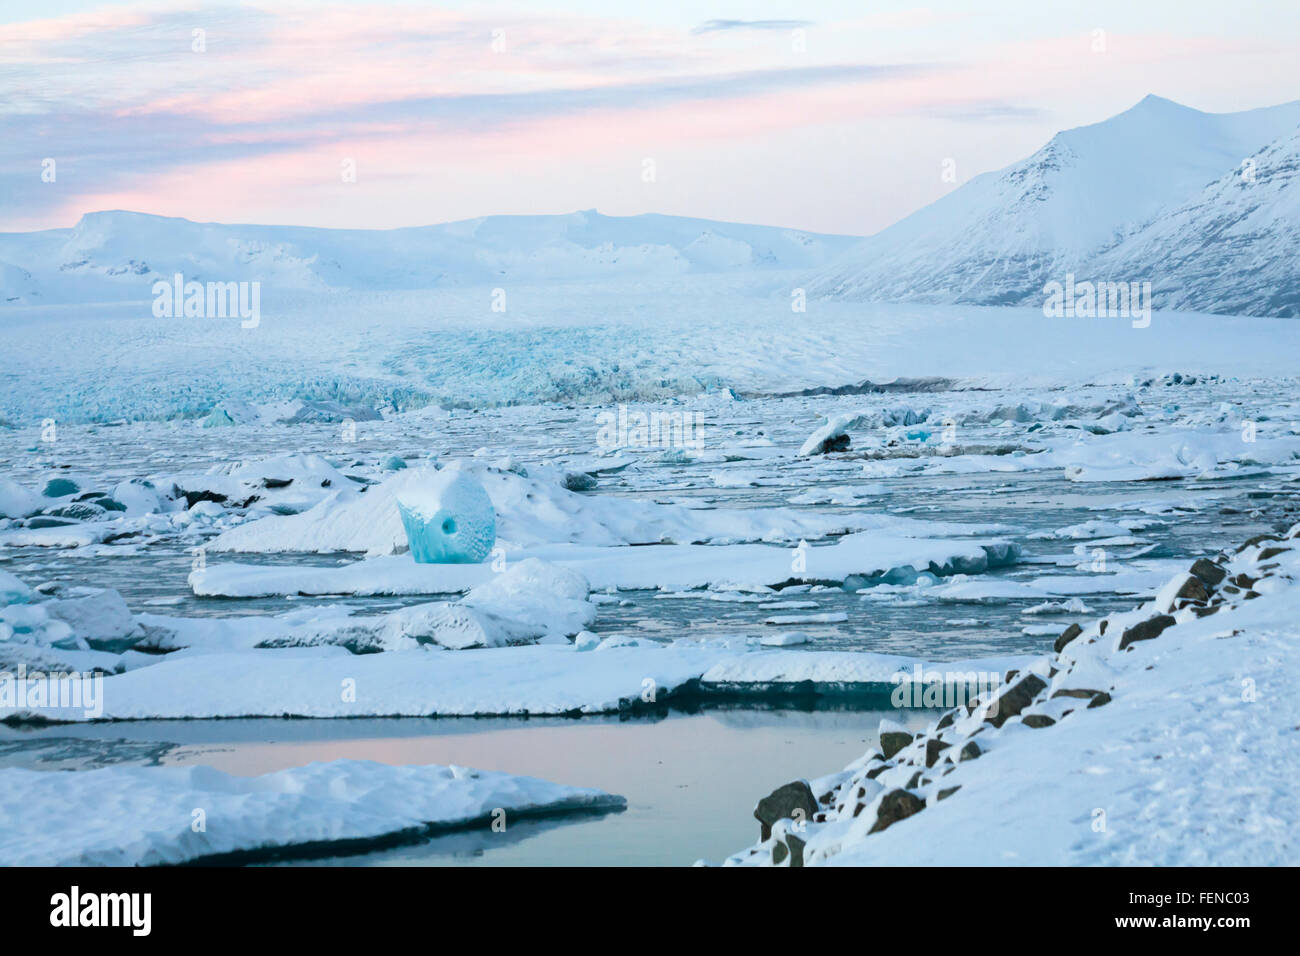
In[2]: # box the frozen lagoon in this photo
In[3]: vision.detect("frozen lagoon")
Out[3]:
[2,361,1299,864]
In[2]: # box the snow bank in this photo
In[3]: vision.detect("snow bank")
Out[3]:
[0,759,624,866]
[722,524,1300,866]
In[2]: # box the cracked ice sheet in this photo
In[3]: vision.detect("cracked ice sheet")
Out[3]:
[0,759,624,866]
[0,642,1034,721]
[190,533,1021,598]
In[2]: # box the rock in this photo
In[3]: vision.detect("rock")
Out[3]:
[868,789,926,834]
[1172,575,1210,606]
[1054,622,1083,654]
[937,786,960,801]
[936,710,956,730]
[1051,687,1108,701]
[1236,534,1278,553]
[1189,558,1227,588]
[986,673,1047,728]
[878,720,913,760]
[754,780,819,842]
[396,468,497,564]
[177,487,229,508]
[1258,546,1289,561]
[1087,692,1113,708]
[1021,714,1056,729]
[959,741,981,761]
[1118,614,1176,651]
[925,739,950,767]
[771,830,806,867]
[562,471,598,492]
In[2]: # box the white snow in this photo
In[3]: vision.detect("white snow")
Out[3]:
[0,759,624,866]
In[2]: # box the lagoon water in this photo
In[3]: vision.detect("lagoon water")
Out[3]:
[0,709,929,866]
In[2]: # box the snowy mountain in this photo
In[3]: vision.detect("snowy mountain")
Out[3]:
[1087,124,1300,318]
[0,209,859,304]
[809,95,1300,314]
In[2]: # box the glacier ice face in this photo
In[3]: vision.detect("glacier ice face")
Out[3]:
[396,467,496,564]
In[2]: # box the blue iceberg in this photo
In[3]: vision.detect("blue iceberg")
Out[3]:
[396,468,496,564]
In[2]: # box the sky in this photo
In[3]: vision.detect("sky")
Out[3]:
[2,0,1299,236]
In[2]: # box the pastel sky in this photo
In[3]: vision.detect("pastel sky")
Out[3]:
[3,0,1299,235]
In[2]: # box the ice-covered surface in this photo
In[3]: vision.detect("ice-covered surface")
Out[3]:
[0,634,1032,721]
[721,526,1300,866]
[191,534,1020,597]
[0,758,624,865]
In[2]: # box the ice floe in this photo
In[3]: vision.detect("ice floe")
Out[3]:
[0,759,623,865]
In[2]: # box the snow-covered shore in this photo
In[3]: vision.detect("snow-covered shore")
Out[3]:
[723,524,1300,866]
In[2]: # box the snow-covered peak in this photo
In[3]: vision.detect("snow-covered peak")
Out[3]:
[1089,122,1300,316]
[809,96,1300,311]
[0,209,860,305]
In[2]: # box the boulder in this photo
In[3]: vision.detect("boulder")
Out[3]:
[878,719,913,760]
[1054,622,1083,654]
[754,780,819,842]
[1118,614,1176,651]
[986,673,1047,728]
[1189,557,1227,588]
[868,789,926,834]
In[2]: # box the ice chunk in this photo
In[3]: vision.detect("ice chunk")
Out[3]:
[380,602,542,650]
[396,467,496,564]
[0,570,33,606]
[111,479,163,516]
[760,631,809,646]
[0,478,41,519]
[0,602,83,650]
[41,477,80,498]
[462,557,594,638]
[43,587,144,652]
[0,759,624,866]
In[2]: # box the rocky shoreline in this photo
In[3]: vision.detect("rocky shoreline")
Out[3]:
[728,521,1300,867]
